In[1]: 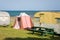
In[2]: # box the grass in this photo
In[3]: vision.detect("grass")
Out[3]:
[0,16,59,40]
[0,23,60,40]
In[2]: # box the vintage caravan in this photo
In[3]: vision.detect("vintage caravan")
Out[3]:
[34,12,60,34]
[0,11,10,26]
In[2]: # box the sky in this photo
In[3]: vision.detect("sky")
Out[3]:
[0,0,60,10]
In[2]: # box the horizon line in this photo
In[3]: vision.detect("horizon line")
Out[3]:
[0,10,60,12]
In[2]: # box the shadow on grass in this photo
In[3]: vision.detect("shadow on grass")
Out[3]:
[4,37,51,40]
[4,36,60,40]
[54,36,60,40]
[0,25,10,27]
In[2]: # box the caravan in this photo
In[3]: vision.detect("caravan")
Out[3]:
[0,11,10,26]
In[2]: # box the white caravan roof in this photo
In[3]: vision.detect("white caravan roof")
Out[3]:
[0,12,10,17]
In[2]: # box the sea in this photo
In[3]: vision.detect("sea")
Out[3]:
[1,10,60,17]
[5,11,40,17]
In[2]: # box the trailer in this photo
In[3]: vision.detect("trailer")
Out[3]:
[39,23,60,34]
[0,11,10,26]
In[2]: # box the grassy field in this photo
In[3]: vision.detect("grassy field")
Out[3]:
[0,26,60,40]
[0,17,60,40]
[0,26,54,40]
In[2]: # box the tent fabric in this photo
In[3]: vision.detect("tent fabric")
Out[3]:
[20,16,33,29]
[13,18,20,29]
[19,12,29,16]
[13,12,34,29]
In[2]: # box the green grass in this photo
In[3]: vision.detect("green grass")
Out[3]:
[0,27,52,40]
[0,24,60,40]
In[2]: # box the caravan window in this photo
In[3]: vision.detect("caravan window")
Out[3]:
[0,16,9,21]
[34,17,40,26]
[56,18,60,23]
[34,17,40,22]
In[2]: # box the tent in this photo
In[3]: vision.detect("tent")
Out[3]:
[13,12,34,29]
[0,11,10,26]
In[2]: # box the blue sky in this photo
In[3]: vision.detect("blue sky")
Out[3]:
[0,0,60,10]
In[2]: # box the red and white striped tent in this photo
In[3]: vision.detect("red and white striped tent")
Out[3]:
[13,12,34,29]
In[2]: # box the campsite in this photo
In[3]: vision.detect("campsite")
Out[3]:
[0,11,60,40]
[0,0,60,40]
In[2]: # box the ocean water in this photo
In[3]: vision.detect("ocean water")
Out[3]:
[2,10,60,17]
[5,11,39,17]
